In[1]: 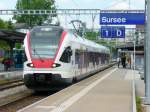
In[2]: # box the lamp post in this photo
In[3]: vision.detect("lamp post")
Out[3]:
[145,0,150,104]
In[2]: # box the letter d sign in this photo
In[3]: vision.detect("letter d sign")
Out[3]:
[114,27,125,38]
[117,30,122,37]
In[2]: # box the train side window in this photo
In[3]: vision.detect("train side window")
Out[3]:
[75,50,80,64]
[60,46,72,63]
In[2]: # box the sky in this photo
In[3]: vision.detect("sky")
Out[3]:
[0,0,145,9]
[55,0,144,9]
[0,0,145,28]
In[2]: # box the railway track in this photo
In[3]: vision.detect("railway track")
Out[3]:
[0,80,24,91]
[0,90,60,112]
[0,80,33,107]
[0,79,62,109]
[0,79,22,86]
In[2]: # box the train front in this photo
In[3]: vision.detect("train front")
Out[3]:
[23,26,67,90]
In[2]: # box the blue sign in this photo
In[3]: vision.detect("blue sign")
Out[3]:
[101,26,125,38]
[100,13,145,25]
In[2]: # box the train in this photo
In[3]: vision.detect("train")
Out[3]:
[23,25,110,91]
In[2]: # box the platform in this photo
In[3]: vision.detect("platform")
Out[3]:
[0,71,22,81]
[18,67,136,112]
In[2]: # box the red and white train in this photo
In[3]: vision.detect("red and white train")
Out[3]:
[23,25,110,90]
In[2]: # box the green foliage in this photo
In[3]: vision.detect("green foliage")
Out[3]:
[6,20,14,30]
[0,19,7,29]
[15,43,21,49]
[14,0,56,27]
[85,31,98,40]
[0,40,10,50]
[136,97,143,112]
[0,18,14,30]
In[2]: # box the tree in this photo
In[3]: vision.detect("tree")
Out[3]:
[14,0,56,27]
[0,19,14,30]
[85,31,98,40]
[6,20,14,30]
[0,40,10,50]
[0,19,7,29]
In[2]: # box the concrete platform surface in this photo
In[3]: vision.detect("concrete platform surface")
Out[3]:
[18,67,134,112]
[0,71,22,80]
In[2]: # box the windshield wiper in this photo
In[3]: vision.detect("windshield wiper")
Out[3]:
[33,48,44,62]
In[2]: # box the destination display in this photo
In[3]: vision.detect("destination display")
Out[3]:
[100,13,145,25]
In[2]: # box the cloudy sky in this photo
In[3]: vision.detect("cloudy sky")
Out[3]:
[0,0,145,28]
[0,0,145,9]
[55,0,144,9]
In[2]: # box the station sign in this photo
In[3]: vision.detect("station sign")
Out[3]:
[101,26,125,38]
[100,13,145,25]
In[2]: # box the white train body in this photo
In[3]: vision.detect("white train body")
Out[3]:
[23,26,110,90]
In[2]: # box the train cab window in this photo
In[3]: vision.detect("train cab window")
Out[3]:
[30,26,63,59]
[60,46,72,63]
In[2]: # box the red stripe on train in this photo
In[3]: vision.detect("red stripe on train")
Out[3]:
[32,59,54,68]
[27,32,32,59]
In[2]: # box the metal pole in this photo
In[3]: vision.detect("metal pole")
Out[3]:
[145,0,150,104]
[144,0,147,94]
[134,40,135,71]
[132,40,136,112]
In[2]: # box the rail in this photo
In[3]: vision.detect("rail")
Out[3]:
[0,80,24,91]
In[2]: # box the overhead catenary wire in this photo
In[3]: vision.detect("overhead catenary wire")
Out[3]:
[71,0,80,8]
[103,0,131,9]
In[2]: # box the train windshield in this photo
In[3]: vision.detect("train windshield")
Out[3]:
[30,26,63,59]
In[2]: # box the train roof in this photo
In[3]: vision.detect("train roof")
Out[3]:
[32,25,63,31]
[67,32,110,54]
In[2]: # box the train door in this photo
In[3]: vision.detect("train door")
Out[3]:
[75,49,85,77]
[75,49,80,77]
[84,51,89,73]
[80,51,84,74]
[70,48,76,78]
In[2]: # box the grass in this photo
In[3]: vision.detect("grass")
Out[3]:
[136,96,143,112]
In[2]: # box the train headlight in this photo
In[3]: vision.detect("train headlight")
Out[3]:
[52,64,56,68]
[52,63,61,68]
[30,63,34,67]
[27,63,34,67]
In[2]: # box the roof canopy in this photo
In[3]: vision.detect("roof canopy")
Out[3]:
[0,29,25,42]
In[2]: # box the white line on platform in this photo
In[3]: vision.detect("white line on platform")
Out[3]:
[50,68,118,112]
[0,72,12,75]
[132,70,137,112]
[35,106,56,109]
